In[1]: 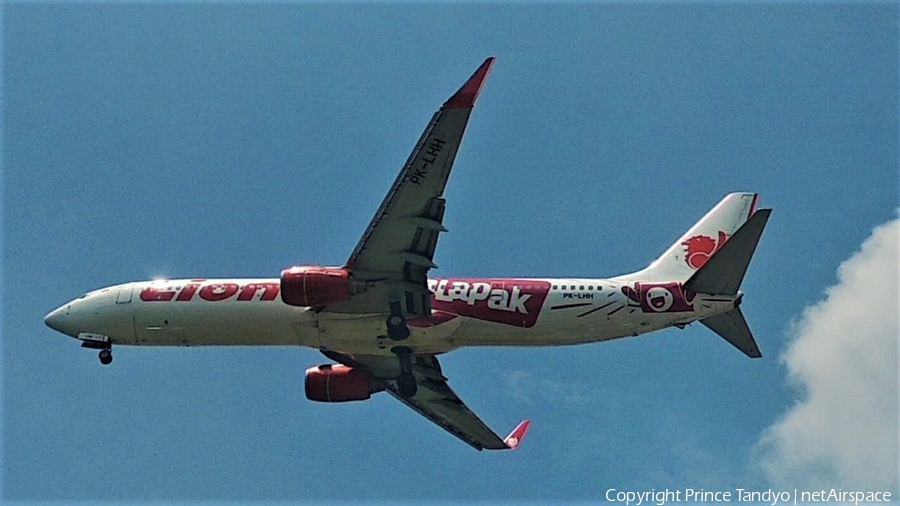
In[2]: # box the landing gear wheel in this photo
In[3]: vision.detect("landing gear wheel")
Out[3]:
[396,372,417,398]
[387,321,410,341]
[98,349,112,365]
[386,301,410,341]
[391,346,417,397]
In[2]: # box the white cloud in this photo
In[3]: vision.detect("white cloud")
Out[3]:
[755,216,899,493]
[503,369,590,406]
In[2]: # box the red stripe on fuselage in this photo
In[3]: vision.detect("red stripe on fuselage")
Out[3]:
[140,282,280,303]
[138,278,552,328]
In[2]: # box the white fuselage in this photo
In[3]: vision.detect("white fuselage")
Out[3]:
[45,277,739,357]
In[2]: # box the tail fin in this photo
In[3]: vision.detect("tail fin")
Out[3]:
[637,193,759,282]
[683,209,772,295]
[701,307,762,358]
[631,194,771,359]
[687,207,772,358]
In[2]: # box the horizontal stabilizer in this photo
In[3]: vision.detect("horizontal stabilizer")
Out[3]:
[701,307,762,358]
[684,209,771,295]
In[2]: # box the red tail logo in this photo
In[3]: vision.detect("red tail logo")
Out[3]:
[682,231,728,269]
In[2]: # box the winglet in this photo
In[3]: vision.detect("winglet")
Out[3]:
[442,57,495,110]
[503,420,531,450]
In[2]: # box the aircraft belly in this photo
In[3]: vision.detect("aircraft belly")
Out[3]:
[314,312,463,356]
[448,317,572,346]
[448,305,640,347]
[133,302,315,346]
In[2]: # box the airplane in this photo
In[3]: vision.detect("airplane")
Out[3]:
[44,57,771,451]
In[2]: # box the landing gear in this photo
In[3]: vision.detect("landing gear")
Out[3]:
[392,345,417,398]
[81,339,112,365]
[396,372,417,398]
[98,348,113,365]
[386,301,410,341]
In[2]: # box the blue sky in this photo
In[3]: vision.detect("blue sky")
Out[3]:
[3,3,897,502]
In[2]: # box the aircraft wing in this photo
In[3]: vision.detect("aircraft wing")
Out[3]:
[334,58,495,317]
[322,349,529,451]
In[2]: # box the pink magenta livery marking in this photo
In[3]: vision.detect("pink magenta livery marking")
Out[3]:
[622,282,697,313]
[138,279,553,328]
[428,278,551,327]
[407,310,458,328]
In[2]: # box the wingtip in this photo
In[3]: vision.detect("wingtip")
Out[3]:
[503,419,531,449]
[442,57,495,110]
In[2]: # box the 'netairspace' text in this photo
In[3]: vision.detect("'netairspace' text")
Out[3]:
[605,488,892,506]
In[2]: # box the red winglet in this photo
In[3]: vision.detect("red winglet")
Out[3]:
[442,57,495,110]
[503,419,531,450]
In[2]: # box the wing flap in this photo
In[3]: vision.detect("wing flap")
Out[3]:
[386,383,509,451]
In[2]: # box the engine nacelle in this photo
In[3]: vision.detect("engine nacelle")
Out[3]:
[280,266,352,307]
[305,364,383,403]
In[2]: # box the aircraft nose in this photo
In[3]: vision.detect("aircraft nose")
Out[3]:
[44,305,75,337]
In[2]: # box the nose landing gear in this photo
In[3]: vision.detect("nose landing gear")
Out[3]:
[81,339,113,365]
[98,348,113,365]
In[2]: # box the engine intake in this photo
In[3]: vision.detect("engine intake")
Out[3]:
[305,364,384,403]
[281,266,352,307]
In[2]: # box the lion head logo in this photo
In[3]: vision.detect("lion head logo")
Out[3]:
[682,231,728,269]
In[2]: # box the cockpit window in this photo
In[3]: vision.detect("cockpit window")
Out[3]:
[79,288,108,299]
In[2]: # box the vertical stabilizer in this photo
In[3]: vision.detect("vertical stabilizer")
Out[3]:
[683,209,772,295]
[634,193,758,282]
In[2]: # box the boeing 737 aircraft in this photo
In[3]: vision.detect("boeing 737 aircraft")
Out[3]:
[45,57,771,451]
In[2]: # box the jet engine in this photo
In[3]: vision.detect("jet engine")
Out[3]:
[280,266,352,307]
[305,364,385,402]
